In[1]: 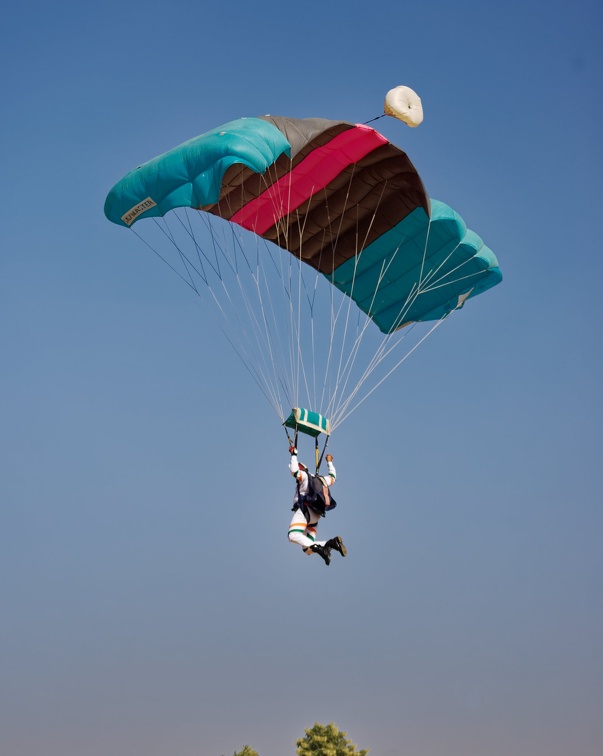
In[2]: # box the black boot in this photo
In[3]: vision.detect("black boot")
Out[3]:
[326,536,347,557]
[311,543,331,566]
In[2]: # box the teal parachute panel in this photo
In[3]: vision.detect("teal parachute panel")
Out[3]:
[330,199,502,333]
[104,118,291,227]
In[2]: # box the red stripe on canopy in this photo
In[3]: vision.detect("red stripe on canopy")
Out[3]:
[230,124,388,235]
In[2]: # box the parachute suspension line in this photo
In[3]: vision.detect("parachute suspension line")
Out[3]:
[278,162,360,417]
[314,165,390,420]
[328,199,437,428]
[424,268,483,292]
[294,205,316,413]
[416,210,434,297]
[152,216,201,294]
[254,237,297,411]
[175,210,221,282]
[182,210,213,285]
[325,176,350,409]
[331,236,430,424]
[290,181,323,412]
[319,166,366,415]
[257,158,308,413]
[357,209,434,348]
[328,282,400,427]
[236,230,294,417]
[202,286,286,417]
[326,176,362,415]
[167,211,207,285]
[332,315,450,430]
[230,162,299,414]
[324,253,369,421]
[302,193,330,413]
[223,217,285,410]
[178,204,282,416]
[333,245,392,415]
[246,229,291,416]
[186,205,288,418]
[201,218,268,356]
[273,228,298,411]
[239,186,306,416]
[197,217,285,416]
[297,224,319,411]
[134,214,285,417]
[330,321,415,429]
[259,226,304,404]
[326,177,392,421]
[417,237,489,294]
[404,234,466,296]
[129,226,201,292]
[286,227,298,407]
[327,259,391,422]
[318,209,341,412]
[286,229,301,411]
[203,211,243,280]
[199,217,286,417]
[285,209,307,409]
[261,157,296,406]
[303,203,333,413]
[325,257,338,412]
[177,210,225,281]
[148,217,205,293]
[221,196,298,417]
[374,212,448,337]
[278,167,298,409]
[330,208,457,430]
[264,155,317,414]
[322,161,380,418]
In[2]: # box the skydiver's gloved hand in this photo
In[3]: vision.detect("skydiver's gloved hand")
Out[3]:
[289,445,297,455]
[324,453,336,484]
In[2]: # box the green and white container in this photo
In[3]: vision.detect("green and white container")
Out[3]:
[283,407,331,438]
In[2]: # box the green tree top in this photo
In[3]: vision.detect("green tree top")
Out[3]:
[232,747,259,756]
[296,722,369,756]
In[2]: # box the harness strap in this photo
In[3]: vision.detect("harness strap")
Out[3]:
[317,434,330,472]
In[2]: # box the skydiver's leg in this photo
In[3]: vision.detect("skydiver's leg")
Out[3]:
[288,509,326,553]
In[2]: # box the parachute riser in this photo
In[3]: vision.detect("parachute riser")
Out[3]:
[283,423,329,475]
[316,434,330,474]
[283,425,299,451]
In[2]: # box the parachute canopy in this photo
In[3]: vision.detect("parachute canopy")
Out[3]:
[104,102,502,432]
[104,115,501,335]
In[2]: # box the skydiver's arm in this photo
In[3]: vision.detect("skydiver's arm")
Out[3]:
[289,450,304,481]
[325,454,336,485]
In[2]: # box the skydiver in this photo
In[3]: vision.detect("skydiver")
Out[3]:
[287,445,347,566]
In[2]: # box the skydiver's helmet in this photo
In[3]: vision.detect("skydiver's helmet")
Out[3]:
[298,462,307,472]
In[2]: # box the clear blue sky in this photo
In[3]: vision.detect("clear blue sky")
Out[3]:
[1,1,602,755]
